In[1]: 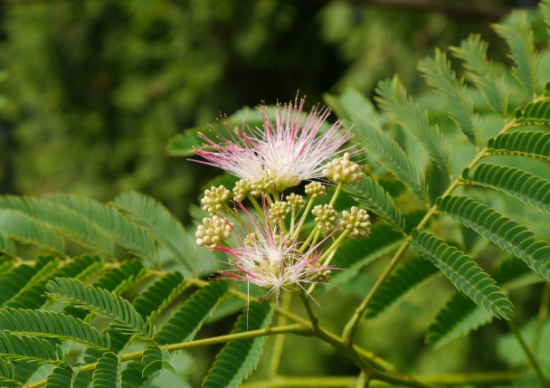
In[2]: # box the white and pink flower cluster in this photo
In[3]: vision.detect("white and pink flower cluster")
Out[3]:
[193,98,370,299]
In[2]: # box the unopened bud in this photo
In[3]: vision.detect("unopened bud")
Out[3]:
[201,185,231,216]
[323,153,363,184]
[196,216,232,248]
[312,204,339,235]
[340,206,371,239]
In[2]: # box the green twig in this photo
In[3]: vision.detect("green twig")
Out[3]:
[534,281,550,354]
[269,293,292,377]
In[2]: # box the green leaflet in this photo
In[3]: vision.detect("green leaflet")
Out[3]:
[468,163,550,213]
[0,233,16,258]
[0,308,109,350]
[513,99,550,127]
[45,278,151,337]
[202,302,274,388]
[487,131,550,162]
[409,230,514,320]
[493,11,539,96]
[426,292,493,348]
[0,358,16,384]
[42,194,158,263]
[120,361,146,388]
[344,175,405,232]
[44,364,75,388]
[366,256,440,319]
[0,196,114,256]
[0,330,64,363]
[154,281,229,345]
[375,76,451,173]
[0,209,65,255]
[450,34,508,117]
[113,192,193,273]
[140,345,176,377]
[418,48,482,146]
[352,115,426,200]
[436,195,550,281]
[91,353,121,388]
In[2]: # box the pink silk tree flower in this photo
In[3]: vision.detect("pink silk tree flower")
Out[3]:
[195,98,352,192]
[211,200,332,302]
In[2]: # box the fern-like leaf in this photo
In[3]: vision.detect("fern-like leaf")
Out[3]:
[0,358,16,384]
[45,278,151,337]
[113,192,193,273]
[468,163,550,213]
[44,364,75,388]
[120,361,145,388]
[493,257,540,288]
[202,301,274,388]
[426,292,493,348]
[324,88,382,128]
[141,345,176,377]
[43,195,158,262]
[0,196,114,256]
[0,233,16,258]
[0,308,109,350]
[437,195,550,281]
[133,272,187,321]
[487,131,550,162]
[493,11,539,96]
[367,256,440,319]
[344,176,405,232]
[0,330,63,363]
[352,116,426,200]
[450,34,508,117]
[409,230,514,319]
[375,76,452,173]
[155,281,229,345]
[418,48,481,146]
[0,209,64,254]
[513,100,550,127]
[91,353,121,388]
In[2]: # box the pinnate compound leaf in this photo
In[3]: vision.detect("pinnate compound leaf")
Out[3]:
[46,278,151,337]
[155,281,229,345]
[469,163,550,213]
[43,194,158,263]
[0,257,55,306]
[0,358,16,383]
[91,353,121,388]
[202,302,274,388]
[436,195,550,281]
[44,364,75,388]
[451,34,508,117]
[487,131,550,162]
[132,271,187,321]
[367,256,440,319]
[0,330,63,363]
[141,345,176,377]
[418,49,481,146]
[409,230,514,320]
[344,175,405,232]
[352,116,426,200]
[0,233,16,258]
[426,292,493,348]
[493,11,539,96]
[0,209,64,255]
[513,100,550,127]
[375,76,451,173]
[113,192,193,273]
[0,308,109,350]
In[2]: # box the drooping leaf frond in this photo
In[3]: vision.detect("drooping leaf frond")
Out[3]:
[436,195,550,280]
[375,76,452,173]
[154,281,229,345]
[352,116,426,200]
[468,163,550,213]
[418,49,481,146]
[0,330,64,363]
[493,11,539,96]
[202,302,274,388]
[0,308,109,350]
[113,192,193,273]
[409,230,514,320]
[42,195,158,262]
[367,256,440,319]
[141,345,176,377]
[44,364,75,388]
[487,131,550,162]
[344,175,405,232]
[513,100,550,127]
[0,196,114,256]
[426,292,493,348]
[45,278,151,337]
[450,34,508,117]
[0,209,64,255]
[91,353,121,388]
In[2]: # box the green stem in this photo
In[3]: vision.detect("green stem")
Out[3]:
[534,281,550,354]
[269,293,292,377]
[248,194,265,220]
[329,181,344,207]
[507,320,549,388]
[299,227,320,253]
[293,196,316,239]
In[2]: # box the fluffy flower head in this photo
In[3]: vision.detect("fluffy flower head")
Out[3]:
[195,98,352,192]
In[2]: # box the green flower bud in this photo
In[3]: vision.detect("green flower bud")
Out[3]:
[269,201,291,220]
[201,185,231,216]
[286,193,305,209]
[340,206,371,239]
[196,216,232,248]
[312,204,339,235]
[305,182,327,198]
[322,153,363,184]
